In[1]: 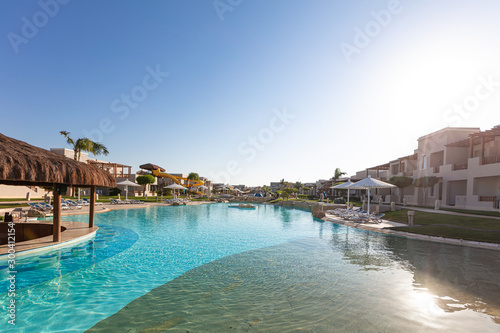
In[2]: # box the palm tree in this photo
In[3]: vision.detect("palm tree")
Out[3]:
[333,168,347,182]
[60,131,109,161]
[331,168,347,196]
[261,185,272,197]
[60,131,110,197]
[294,181,303,193]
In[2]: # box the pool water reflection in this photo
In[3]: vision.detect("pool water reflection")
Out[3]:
[1,204,500,332]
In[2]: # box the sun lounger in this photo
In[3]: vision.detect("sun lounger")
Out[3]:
[28,202,50,212]
[130,199,144,204]
[367,213,385,224]
[28,202,39,209]
[349,214,371,223]
[110,198,127,204]
[328,207,360,217]
[339,209,365,220]
[123,199,142,204]
[66,199,83,209]
[62,199,82,209]
[38,202,54,211]
[82,198,102,205]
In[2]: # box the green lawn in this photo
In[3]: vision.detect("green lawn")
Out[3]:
[383,210,500,244]
[384,210,500,230]
[0,198,28,202]
[0,203,30,209]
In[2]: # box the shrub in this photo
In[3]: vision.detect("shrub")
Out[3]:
[334,197,346,204]
[109,187,122,196]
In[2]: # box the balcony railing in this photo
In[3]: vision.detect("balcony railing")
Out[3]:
[452,163,468,171]
[114,173,132,178]
[479,196,496,202]
[482,155,500,165]
[432,166,440,173]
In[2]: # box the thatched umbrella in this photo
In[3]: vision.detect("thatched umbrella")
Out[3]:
[0,133,116,242]
[139,163,165,172]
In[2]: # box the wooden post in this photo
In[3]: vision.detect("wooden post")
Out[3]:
[89,186,96,228]
[53,187,61,242]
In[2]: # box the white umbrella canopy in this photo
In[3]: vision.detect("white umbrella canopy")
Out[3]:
[117,179,141,186]
[116,179,141,200]
[331,179,353,206]
[164,183,187,198]
[196,185,208,195]
[164,184,187,190]
[346,176,395,214]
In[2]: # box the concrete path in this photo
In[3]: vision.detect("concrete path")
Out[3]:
[397,206,500,220]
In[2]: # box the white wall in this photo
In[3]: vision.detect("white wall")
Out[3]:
[0,185,45,199]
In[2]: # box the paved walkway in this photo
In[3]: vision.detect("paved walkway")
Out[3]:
[397,206,500,220]
[325,214,407,229]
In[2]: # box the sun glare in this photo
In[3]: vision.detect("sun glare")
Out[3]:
[411,289,445,317]
[362,34,500,137]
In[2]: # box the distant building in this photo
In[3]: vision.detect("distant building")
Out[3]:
[270,182,281,192]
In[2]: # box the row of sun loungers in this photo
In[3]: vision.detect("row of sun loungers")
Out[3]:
[28,198,104,212]
[109,198,144,204]
[28,202,55,211]
[326,207,385,224]
[164,198,190,204]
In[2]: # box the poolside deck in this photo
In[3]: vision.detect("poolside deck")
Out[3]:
[0,221,98,257]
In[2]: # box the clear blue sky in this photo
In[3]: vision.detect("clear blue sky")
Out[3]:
[2,0,500,186]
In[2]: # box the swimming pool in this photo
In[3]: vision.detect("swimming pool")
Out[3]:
[2,203,500,332]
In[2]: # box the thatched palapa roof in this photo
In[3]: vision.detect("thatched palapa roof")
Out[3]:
[139,163,165,172]
[0,133,116,187]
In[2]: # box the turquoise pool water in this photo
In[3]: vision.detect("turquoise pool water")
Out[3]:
[2,203,500,332]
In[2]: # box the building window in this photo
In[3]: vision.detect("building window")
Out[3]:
[391,165,399,174]
[421,155,428,169]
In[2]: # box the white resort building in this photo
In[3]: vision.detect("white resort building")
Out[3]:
[352,125,500,211]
